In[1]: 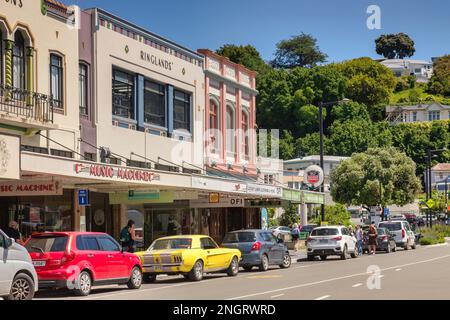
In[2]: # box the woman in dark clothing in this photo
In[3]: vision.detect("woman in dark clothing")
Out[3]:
[368,222,378,255]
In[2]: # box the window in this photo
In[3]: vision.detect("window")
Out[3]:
[242,110,249,157]
[51,149,73,159]
[428,111,440,121]
[13,32,26,90]
[84,152,96,162]
[226,105,235,154]
[112,68,135,119]
[98,236,120,252]
[173,90,191,132]
[200,237,218,250]
[79,63,88,115]
[50,54,64,109]
[209,100,219,150]
[77,236,101,251]
[412,112,417,122]
[25,236,68,253]
[144,80,165,127]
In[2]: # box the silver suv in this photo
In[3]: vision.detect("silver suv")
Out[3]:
[0,229,38,300]
[307,226,359,261]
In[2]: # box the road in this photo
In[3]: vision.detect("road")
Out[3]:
[35,241,450,300]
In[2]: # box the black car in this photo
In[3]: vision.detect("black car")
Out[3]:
[362,227,397,253]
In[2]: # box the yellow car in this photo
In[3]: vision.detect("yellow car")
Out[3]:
[136,235,241,282]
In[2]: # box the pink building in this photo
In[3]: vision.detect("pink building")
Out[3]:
[198,49,258,179]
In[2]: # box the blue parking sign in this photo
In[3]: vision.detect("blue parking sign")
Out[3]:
[384,208,390,217]
[78,190,89,206]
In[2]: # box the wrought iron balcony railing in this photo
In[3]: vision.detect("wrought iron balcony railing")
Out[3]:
[0,85,54,124]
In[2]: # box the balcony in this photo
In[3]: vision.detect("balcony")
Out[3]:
[0,85,57,133]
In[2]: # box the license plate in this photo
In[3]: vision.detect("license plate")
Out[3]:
[320,239,328,244]
[33,261,46,267]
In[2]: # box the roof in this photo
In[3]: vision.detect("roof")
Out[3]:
[380,59,432,66]
[284,155,349,164]
[45,0,68,10]
[154,235,210,240]
[198,49,257,76]
[432,163,450,172]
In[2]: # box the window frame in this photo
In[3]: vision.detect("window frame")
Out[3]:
[79,62,89,116]
[13,32,26,90]
[226,104,236,155]
[112,67,136,120]
[173,89,191,133]
[50,53,64,109]
[241,109,250,157]
[143,78,166,128]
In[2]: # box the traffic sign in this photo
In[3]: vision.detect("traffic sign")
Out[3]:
[426,199,435,209]
[78,189,89,206]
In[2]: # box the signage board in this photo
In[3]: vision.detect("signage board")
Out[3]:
[190,197,245,208]
[304,165,324,188]
[261,208,269,230]
[78,189,89,206]
[75,163,161,183]
[109,191,173,205]
[209,193,220,203]
[426,199,435,209]
[192,177,247,193]
[0,134,20,180]
[0,181,63,197]
[128,190,160,201]
[246,183,283,198]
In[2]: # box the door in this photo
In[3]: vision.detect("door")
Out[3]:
[98,236,128,279]
[0,232,13,295]
[79,235,109,280]
[342,228,355,251]
[200,237,226,271]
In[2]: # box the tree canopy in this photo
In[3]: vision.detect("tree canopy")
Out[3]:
[427,55,450,97]
[375,33,416,59]
[216,44,271,75]
[331,147,422,209]
[272,33,328,69]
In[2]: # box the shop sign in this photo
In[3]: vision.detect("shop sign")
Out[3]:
[246,200,282,208]
[128,190,160,201]
[209,193,220,203]
[3,0,23,9]
[192,177,247,194]
[109,191,173,205]
[190,197,245,208]
[0,134,20,180]
[140,50,174,71]
[0,181,63,197]
[75,163,160,183]
[304,165,324,188]
[246,183,282,198]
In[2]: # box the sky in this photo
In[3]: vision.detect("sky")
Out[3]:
[67,0,450,63]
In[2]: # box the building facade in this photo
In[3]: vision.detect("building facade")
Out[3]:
[386,103,450,124]
[379,59,433,83]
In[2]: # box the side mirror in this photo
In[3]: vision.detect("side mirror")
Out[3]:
[3,237,13,249]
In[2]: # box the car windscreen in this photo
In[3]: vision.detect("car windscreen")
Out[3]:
[301,225,317,232]
[378,223,401,231]
[310,228,339,236]
[150,238,192,250]
[223,232,257,243]
[377,228,387,235]
[25,236,68,253]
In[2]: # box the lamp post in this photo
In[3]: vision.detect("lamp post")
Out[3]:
[318,98,350,222]
[426,148,446,228]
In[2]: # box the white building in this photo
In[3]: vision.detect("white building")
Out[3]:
[379,59,433,83]
[386,103,450,124]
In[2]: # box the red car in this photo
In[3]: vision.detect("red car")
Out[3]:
[25,232,143,296]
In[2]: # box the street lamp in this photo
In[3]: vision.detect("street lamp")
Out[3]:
[426,148,446,228]
[318,98,350,223]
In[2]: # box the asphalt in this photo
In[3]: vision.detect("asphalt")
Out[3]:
[34,240,450,300]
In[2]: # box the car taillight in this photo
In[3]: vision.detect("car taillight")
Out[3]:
[251,242,261,252]
[381,235,388,241]
[307,237,312,242]
[61,251,76,265]
[333,236,342,241]
[402,229,406,239]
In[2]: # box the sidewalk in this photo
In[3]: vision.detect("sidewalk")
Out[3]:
[289,249,307,263]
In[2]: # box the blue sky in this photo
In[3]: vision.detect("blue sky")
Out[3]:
[69,0,449,63]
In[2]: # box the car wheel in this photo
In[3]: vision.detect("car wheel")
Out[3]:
[392,244,397,252]
[5,273,35,301]
[341,245,348,260]
[404,243,409,251]
[259,254,269,272]
[386,243,391,254]
[143,273,157,283]
[127,266,143,289]
[188,260,204,281]
[351,247,358,258]
[320,255,327,261]
[280,253,291,269]
[412,242,417,250]
[307,255,315,261]
[227,256,239,277]
[243,266,253,272]
[74,271,92,297]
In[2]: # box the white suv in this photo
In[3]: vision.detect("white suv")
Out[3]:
[378,221,416,250]
[307,226,358,261]
[0,229,38,300]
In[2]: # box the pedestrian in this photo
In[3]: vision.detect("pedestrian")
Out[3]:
[355,225,363,256]
[4,221,22,244]
[120,219,136,253]
[368,222,378,255]
[291,223,300,251]
[167,216,181,235]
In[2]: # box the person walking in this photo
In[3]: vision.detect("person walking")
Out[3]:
[368,222,378,255]
[291,223,300,251]
[120,219,136,253]
[355,225,364,256]
[4,221,23,244]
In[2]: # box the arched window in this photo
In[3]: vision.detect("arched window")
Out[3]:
[226,104,235,155]
[13,32,26,90]
[242,110,249,157]
[209,99,220,150]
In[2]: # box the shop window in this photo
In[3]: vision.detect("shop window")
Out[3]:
[173,89,191,132]
[79,63,88,115]
[226,105,235,155]
[51,149,73,159]
[50,54,64,109]
[144,80,166,127]
[112,68,135,119]
[13,32,26,90]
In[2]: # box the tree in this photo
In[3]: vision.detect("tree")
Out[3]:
[331,147,422,212]
[375,33,416,59]
[272,33,327,69]
[279,204,300,226]
[313,204,352,226]
[216,44,271,75]
[279,130,296,160]
[296,132,325,157]
[292,104,321,137]
[427,55,450,96]
[331,101,370,123]
[336,58,397,108]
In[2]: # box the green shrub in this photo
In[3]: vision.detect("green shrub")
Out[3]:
[420,237,437,246]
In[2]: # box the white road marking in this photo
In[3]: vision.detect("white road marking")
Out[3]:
[395,268,402,272]
[315,295,331,300]
[270,294,285,299]
[379,275,385,279]
[226,254,450,300]
[352,283,363,288]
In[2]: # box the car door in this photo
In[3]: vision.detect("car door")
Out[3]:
[402,222,414,246]
[262,232,283,263]
[79,235,109,280]
[0,231,12,295]
[200,237,226,271]
[98,235,128,279]
[341,228,355,251]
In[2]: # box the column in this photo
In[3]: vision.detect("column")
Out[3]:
[204,76,210,155]
[4,40,13,96]
[167,85,174,136]
[136,74,145,131]
[250,94,257,165]
[300,203,308,227]
[235,88,241,164]
[220,82,226,162]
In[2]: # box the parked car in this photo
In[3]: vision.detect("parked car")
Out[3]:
[390,214,407,221]
[222,230,291,272]
[362,227,397,253]
[269,226,292,238]
[25,232,143,296]
[299,224,318,236]
[306,226,358,261]
[0,229,38,300]
[136,235,241,283]
[378,221,416,250]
